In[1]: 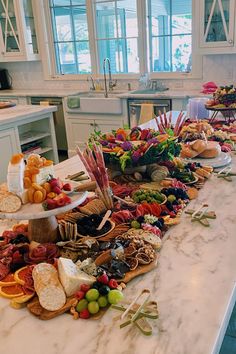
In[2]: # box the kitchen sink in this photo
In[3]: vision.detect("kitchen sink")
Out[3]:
[130,88,169,94]
[67,91,123,114]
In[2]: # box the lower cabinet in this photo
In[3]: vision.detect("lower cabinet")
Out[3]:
[0,128,20,183]
[67,118,123,157]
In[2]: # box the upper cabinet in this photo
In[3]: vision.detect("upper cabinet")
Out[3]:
[0,0,39,61]
[199,0,236,53]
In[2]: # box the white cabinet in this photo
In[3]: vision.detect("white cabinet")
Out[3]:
[66,117,123,157]
[0,0,39,62]
[0,127,20,182]
[199,0,236,53]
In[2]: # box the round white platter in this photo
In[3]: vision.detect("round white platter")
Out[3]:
[186,152,232,169]
[0,191,88,220]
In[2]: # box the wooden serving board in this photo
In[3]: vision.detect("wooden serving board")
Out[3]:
[120,255,159,284]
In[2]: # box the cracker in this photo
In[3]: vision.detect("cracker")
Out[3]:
[0,194,22,213]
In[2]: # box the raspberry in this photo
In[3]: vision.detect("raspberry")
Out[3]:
[74,290,85,301]
[108,279,118,289]
[63,183,72,191]
[97,273,109,285]
[80,284,91,292]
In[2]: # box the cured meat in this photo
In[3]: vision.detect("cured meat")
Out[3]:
[112,184,135,199]
[111,210,134,224]
[0,259,11,280]
[136,203,161,218]
[25,244,60,264]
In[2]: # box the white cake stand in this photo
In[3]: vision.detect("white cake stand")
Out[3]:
[0,192,88,243]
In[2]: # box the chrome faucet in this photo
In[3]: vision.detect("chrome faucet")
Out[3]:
[103,58,117,98]
[87,75,96,91]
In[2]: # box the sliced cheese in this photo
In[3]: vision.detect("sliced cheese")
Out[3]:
[58,257,96,297]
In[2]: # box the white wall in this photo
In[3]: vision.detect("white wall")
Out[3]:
[1,54,235,91]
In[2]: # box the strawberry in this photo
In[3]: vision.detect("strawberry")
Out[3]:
[79,309,90,319]
[97,273,109,285]
[62,183,72,191]
[80,284,91,292]
[108,279,118,289]
[74,290,85,301]
[49,178,59,188]
[52,186,62,195]
[56,198,66,207]
[42,198,57,210]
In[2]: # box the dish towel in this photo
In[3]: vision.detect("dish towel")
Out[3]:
[67,95,80,109]
[139,103,155,124]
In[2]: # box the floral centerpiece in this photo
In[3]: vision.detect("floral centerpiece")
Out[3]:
[89,127,181,171]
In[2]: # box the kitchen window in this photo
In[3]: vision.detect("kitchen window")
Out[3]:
[147,0,192,73]
[44,0,198,78]
[49,0,91,74]
[94,0,139,74]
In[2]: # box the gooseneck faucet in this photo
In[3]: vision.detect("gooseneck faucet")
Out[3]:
[103,58,117,98]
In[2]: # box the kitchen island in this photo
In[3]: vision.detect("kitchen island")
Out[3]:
[0,154,235,354]
[0,105,58,182]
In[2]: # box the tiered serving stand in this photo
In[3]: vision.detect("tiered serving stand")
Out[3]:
[206,106,236,124]
[0,192,87,243]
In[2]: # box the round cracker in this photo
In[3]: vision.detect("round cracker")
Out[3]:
[0,194,22,213]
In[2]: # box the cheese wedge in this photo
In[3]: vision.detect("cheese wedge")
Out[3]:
[58,257,96,297]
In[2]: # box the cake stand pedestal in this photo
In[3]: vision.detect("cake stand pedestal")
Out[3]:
[0,192,87,243]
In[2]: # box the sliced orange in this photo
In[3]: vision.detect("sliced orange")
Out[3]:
[14,266,30,285]
[0,273,17,287]
[0,284,24,299]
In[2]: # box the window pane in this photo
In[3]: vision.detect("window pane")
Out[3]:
[72,0,86,4]
[52,0,71,6]
[116,0,138,37]
[76,41,91,73]
[53,7,73,41]
[98,39,118,72]
[172,34,191,72]
[126,38,139,73]
[96,2,117,39]
[57,42,77,74]
[95,0,139,73]
[148,0,192,73]
[73,6,88,40]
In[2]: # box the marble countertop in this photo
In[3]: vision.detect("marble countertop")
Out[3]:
[0,89,209,100]
[0,154,235,354]
[0,105,57,125]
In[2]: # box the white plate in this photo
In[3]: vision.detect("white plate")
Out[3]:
[186,152,232,169]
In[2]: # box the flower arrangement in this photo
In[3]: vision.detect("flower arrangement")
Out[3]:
[89,127,181,171]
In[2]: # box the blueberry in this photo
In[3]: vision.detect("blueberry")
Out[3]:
[92,281,103,290]
[137,216,145,223]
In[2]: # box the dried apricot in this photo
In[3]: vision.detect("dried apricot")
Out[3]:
[41,188,47,201]
[28,167,40,175]
[10,153,24,164]
[47,192,57,199]
[24,169,31,178]
[44,159,53,166]
[27,154,41,167]
[27,187,35,203]
[33,190,44,203]
[42,182,51,194]
[31,183,44,192]
[23,177,31,189]
[31,174,37,183]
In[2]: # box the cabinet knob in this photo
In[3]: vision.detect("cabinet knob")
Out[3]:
[228,39,233,44]
[90,123,94,126]
[1,51,4,55]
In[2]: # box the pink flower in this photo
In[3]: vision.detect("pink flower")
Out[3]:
[131,150,142,163]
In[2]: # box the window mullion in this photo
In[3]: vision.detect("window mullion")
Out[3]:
[70,2,79,74]
[86,0,98,75]
[137,0,148,74]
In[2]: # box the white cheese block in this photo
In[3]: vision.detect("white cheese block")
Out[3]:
[34,166,54,184]
[7,158,25,194]
[58,257,96,297]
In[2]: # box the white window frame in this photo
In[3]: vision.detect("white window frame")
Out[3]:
[38,0,202,81]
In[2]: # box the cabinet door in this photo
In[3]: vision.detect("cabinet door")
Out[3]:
[0,128,19,183]
[200,0,235,48]
[0,0,23,57]
[69,119,95,149]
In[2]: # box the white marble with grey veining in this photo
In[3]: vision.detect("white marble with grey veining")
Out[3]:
[0,155,236,354]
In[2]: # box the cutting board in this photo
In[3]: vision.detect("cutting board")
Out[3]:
[121,255,159,284]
